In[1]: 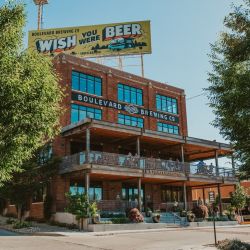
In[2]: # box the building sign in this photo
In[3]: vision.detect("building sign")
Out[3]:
[144,169,183,177]
[72,93,179,124]
[208,191,215,203]
[28,21,151,58]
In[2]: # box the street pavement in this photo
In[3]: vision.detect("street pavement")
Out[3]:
[0,226,250,250]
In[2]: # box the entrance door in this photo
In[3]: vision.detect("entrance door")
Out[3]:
[121,185,144,211]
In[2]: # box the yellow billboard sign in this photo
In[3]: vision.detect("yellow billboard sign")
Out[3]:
[28,20,151,58]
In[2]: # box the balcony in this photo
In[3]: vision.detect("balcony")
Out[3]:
[59,151,236,182]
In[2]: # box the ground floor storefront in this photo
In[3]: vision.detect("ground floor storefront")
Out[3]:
[50,170,237,216]
[2,173,238,220]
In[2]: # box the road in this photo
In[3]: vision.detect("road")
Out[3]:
[0,226,250,250]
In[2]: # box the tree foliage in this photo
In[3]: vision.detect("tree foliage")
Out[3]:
[231,184,248,211]
[0,1,63,182]
[207,0,250,177]
[0,155,60,220]
[65,192,98,221]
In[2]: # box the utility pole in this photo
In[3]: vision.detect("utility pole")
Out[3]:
[33,0,48,30]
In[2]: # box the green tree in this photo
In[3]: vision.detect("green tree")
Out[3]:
[207,0,250,177]
[0,2,63,183]
[231,184,247,212]
[231,184,248,222]
[0,155,60,221]
[65,191,98,230]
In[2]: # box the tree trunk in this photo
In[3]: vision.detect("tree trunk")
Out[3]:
[17,203,22,222]
[80,218,83,231]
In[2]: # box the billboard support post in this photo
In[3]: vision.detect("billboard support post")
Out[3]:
[118,55,123,71]
[140,54,144,77]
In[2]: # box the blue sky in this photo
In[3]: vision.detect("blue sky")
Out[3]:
[1,0,242,164]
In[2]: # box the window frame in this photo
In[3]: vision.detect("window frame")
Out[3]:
[71,71,102,96]
[71,104,102,123]
[118,83,143,106]
[156,94,178,115]
[118,113,144,128]
[157,122,179,135]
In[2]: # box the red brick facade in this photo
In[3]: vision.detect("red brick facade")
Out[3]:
[52,54,187,157]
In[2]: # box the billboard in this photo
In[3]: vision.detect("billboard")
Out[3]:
[28,20,151,58]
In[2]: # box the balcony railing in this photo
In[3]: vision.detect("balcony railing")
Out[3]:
[59,151,236,180]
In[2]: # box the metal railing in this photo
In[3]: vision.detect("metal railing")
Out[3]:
[59,151,236,180]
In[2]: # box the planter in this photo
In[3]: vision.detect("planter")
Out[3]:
[82,218,89,231]
[188,221,238,227]
[152,214,160,223]
[146,211,153,217]
[92,214,100,224]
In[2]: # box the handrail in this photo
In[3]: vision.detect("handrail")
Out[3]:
[59,151,236,179]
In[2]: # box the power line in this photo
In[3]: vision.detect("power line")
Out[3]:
[186,91,207,101]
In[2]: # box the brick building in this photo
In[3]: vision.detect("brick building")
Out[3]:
[4,53,238,218]
[47,53,238,215]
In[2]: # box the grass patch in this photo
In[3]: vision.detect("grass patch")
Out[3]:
[217,239,250,250]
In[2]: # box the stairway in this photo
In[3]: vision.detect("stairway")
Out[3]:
[144,212,187,226]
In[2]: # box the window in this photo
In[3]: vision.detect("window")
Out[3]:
[69,183,102,201]
[71,104,102,123]
[161,186,183,202]
[157,122,179,135]
[121,186,144,202]
[156,94,178,114]
[38,144,52,165]
[118,114,144,128]
[72,71,102,96]
[118,83,143,106]
[32,187,44,202]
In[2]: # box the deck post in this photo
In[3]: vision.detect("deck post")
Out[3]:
[85,172,90,198]
[86,128,90,163]
[217,183,222,216]
[181,144,185,163]
[136,137,140,157]
[215,150,219,176]
[138,177,142,211]
[202,188,206,204]
[183,182,187,210]
[231,154,235,175]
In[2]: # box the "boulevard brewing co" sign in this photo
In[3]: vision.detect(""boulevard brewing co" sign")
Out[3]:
[72,93,179,124]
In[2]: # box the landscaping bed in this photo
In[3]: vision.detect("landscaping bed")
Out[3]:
[188,221,238,227]
[88,222,175,232]
[0,215,78,235]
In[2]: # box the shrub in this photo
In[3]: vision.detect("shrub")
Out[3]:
[217,239,250,250]
[49,221,78,229]
[6,217,15,224]
[99,221,112,224]
[13,221,32,229]
[192,205,208,219]
[187,211,195,222]
[111,217,130,224]
[5,213,17,218]
[152,214,160,223]
[128,208,144,223]
[66,223,78,230]
[207,216,229,222]
[100,212,125,218]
